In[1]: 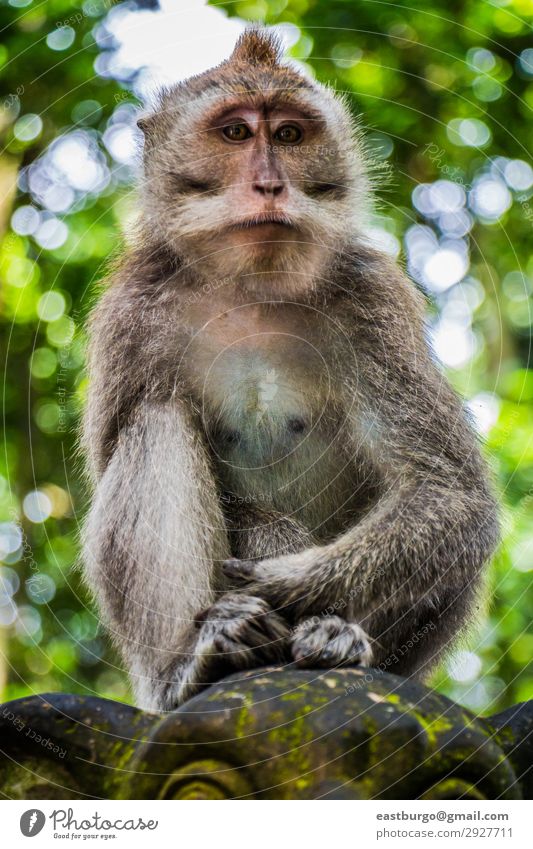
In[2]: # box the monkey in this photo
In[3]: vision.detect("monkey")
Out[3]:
[81,28,499,711]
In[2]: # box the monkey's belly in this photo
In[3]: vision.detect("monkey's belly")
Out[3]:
[213,421,359,539]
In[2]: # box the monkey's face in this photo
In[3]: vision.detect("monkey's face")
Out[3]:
[200,103,315,256]
[140,63,370,294]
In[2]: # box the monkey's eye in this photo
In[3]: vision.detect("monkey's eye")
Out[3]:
[274,124,303,144]
[222,123,252,142]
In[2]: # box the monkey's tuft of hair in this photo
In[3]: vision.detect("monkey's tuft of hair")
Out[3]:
[228,26,284,67]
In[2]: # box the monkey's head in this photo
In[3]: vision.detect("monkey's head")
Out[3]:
[138,28,371,294]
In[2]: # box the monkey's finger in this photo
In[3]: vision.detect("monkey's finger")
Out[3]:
[222,558,255,580]
[193,608,211,628]
[245,615,288,647]
[212,634,253,659]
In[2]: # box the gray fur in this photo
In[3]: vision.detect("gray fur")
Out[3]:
[291,616,373,668]
[82,29,499,710]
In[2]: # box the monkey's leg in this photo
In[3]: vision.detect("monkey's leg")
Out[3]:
[358,588,480,679]
[291,595,470,679]
[289,601,458,676]
[223,484,496,679]
[83,401,287,711]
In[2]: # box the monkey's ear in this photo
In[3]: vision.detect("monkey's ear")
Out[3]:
[230,26,284,66]
[136,113,158,137]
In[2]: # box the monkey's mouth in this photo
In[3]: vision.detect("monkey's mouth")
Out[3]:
[227,213,297,232]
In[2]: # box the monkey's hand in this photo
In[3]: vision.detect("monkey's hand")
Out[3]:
[194,593,290,667]
[222,548,327,616]
[290,615,373,669]
[166,593,290,706]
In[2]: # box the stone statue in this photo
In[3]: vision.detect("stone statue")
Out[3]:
[0,668,531,799]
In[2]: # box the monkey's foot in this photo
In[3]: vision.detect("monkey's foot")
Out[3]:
[166,594,290,707]
[290,615,373,669]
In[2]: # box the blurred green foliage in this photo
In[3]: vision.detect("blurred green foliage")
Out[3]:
[0,0,531,714]
[0,0,142,704]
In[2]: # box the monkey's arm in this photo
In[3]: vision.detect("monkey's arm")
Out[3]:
[82,399,235,708]
[224,259,500,672]
[83,281,291,709]
[224,370,498,672]
[83,396,289,709]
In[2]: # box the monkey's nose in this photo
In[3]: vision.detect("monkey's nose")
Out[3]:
[252,179,285,197]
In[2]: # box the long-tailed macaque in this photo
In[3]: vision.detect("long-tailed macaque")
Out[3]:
[82,28,499,710]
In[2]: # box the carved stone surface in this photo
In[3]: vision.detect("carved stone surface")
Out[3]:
[0,667,531,799]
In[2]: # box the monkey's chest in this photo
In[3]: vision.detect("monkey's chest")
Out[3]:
[184,341,356,534]
[202,347,322,464]
[179,306,359,534]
